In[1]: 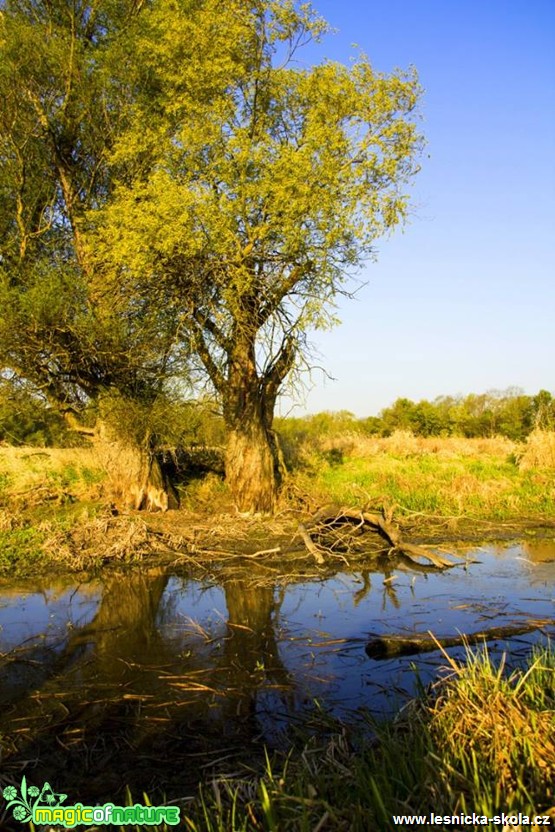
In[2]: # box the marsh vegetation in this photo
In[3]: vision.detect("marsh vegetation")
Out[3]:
[1,425,554,830]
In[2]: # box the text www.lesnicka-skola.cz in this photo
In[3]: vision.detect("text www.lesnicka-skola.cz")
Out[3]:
[391,813,552,827]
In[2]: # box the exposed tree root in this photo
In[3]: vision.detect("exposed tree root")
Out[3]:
[300,506,464,569]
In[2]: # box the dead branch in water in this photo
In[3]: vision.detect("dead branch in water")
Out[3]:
[299,506,463,569]
[366,618,555,659]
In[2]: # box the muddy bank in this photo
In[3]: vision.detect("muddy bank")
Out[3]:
[2,501,555,581]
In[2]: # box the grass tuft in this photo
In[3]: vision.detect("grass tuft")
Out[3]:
[518,429,555,471]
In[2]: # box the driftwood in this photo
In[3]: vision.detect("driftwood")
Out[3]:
[366,619,555,660]
[299,506,461,569]
[297,523,326,564]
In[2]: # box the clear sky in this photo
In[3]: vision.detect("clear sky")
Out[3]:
[278,0,555,418]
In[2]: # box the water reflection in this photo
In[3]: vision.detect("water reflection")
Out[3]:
[0,540,553,806]
[0,570,298,803]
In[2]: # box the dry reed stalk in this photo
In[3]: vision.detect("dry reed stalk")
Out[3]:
[315,431,518,461]
[517,429,555,470]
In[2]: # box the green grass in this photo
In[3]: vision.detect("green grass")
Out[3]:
[296,452,555,521]
[0,524,48,575]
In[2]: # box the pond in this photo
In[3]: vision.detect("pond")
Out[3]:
[0,539,554,805]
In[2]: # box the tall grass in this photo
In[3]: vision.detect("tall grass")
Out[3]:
[518,429,555,471]
[323,430,518,461]
[128,644,555,831]
[290,431,555,521]
[0,446,105,506]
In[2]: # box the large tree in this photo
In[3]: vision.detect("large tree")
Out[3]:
[0,0,255,507]
[1,0,422,513]
[91,0,423,512]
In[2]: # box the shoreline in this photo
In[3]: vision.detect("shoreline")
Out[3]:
[1,502,554,581]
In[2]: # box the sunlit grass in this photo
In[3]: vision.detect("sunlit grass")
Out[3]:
[0,446,105,505]
[2,435,554,577]
[293,434,555,521]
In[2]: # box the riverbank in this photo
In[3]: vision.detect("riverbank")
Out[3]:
[1,435,554,578]
[0,501,554,830]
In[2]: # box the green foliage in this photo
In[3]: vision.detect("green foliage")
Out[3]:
[0,378,76,446]
[0,0,423,510]
[93,9,422,364]
[532,389,555,430]
[92,391,225,449]
[85,0,422,506]
[378,388,538,439]
[0,0,191,449]
[277,388,554,448]
[0,524,47,575]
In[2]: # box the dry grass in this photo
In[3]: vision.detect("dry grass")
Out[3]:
[0,442,156,510]
[0,445,105,505]
[428,648,555,803]
[39,512,168,569]
[318,430,518,460]
[518,429,555,470]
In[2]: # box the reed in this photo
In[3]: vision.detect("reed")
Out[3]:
[518,429,555,471]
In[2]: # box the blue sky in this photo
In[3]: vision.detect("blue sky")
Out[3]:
[278,0,555,417]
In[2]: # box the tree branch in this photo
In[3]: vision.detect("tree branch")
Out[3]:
[258,263,312,326]
[192,308,230,353]
[191,326,226,394]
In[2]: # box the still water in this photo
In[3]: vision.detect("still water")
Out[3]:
[0,540,553,801]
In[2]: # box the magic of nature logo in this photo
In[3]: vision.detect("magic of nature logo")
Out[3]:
[2,776,180,827]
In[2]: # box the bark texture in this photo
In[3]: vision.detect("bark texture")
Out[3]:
[221,337,289,514]
[65,413,179,511]
[225,425,277,514]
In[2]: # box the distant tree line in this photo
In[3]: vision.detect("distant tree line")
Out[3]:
[275,388,555,445]
[1,386,553,447]
[375,388,555,440]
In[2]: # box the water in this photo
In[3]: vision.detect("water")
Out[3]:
[0,540,553,802]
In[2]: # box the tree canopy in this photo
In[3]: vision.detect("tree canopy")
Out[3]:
[0,0,423,511]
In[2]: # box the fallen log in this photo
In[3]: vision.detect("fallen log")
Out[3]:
[365,619,555,660]
[300,506,462,569]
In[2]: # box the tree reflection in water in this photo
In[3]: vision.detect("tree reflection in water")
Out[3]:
[0,570,291,805]
[218,580,291,720]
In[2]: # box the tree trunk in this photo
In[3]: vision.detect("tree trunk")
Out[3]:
[225,421,277,514]
[64,412,179,511]
[222,337,284,514]
[132,451,180,512]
